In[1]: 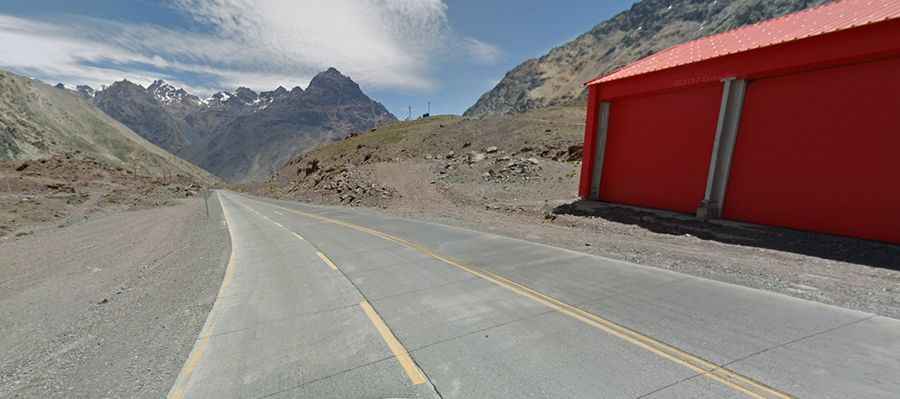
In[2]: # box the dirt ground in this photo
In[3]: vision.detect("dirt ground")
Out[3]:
[0,153,226,397]
[251,106,900,319]
[0,153,208,240]
[0,196,230,398]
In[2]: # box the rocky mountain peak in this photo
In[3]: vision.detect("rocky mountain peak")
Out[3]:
[106,79,147,95]
[76,85,96,99]
[260,86,290,103]
[147,79,168,91]
[308,68,356,89]
[304,67,365,104]
[147,79,200,106]
[321,67,343,76]
[233,87,258,104]
[265,86,288,96]
[207,91,231,101]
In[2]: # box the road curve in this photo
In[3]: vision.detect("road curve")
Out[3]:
[169,191,900,399]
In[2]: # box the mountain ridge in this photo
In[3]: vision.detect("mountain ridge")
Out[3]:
[78,68,396,181]
[464,0,829,116]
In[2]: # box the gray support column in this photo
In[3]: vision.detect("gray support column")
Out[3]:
[698,78,747,220]
[590,102,611,200]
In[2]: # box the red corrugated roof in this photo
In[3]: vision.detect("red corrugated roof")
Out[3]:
[590,0,900,85]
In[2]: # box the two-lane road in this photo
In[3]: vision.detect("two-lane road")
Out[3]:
[169,192,900,398]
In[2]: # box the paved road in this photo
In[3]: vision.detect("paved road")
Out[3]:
[169,191,900,399]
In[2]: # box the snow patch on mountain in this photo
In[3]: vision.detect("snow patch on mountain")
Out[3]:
[148,80,203,106]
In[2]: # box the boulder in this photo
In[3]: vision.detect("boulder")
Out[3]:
[468,152,486,164]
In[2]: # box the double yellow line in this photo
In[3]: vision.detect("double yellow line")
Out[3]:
[254,198,794,399]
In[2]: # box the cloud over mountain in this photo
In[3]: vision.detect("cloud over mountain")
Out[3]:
[0,0,499,94]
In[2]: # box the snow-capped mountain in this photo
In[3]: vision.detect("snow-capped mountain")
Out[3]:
[82,68,396,181]
[203,91,232,106]
[147,80,202,106]
[202,86,292,111]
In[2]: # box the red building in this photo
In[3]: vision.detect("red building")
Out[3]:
[578,0,900,244]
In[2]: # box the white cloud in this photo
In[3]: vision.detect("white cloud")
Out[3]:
[0,1,501,94]
[460,37,503,64]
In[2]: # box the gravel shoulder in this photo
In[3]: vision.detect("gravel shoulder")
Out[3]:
[0,195,230,398]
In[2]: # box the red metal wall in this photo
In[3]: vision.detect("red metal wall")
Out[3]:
[598,84,722,213]
[724,57,900,243]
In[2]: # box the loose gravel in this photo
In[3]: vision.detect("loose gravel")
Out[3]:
[0,195,230,398]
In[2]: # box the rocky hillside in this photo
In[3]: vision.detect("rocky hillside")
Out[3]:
[255,106,587,209]
[93,80,193,154]
[85,68,396,181]
[0,70,215,184]
[465,0,829,116]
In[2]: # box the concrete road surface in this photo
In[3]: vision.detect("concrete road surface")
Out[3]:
[168,191,900,398]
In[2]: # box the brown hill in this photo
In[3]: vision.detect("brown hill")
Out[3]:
[0,70,215,183]
[255,106,586,210]
[0,69,217,238]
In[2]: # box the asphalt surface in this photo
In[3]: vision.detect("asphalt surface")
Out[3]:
[0,196,230,398]
[163,191,900,399]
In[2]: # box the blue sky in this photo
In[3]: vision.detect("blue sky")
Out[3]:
[0,0,636,116]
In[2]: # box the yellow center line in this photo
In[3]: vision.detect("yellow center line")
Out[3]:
[360,300,427,385]
[236,197,425,385]
[317,251,339,271]
[235,201,337,273]
[255,198,794,399]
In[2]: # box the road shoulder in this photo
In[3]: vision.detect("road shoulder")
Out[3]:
[0,196,230,398]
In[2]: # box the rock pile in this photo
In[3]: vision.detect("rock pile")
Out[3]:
[283,160,396,206]
[482,157,542,183]
[427,145,544,184]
